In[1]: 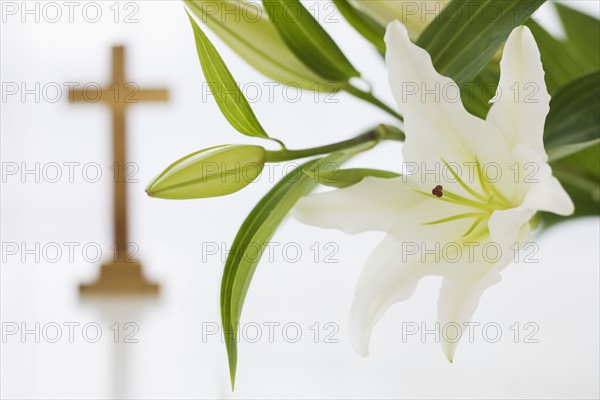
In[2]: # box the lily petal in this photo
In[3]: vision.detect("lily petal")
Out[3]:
[293,177,423,234]
[438,220,532,361]
[349,234,434,356]
[488,207,533,250]
[487,26,551,155]
[489,163,574,247]
[385,21,512,179]
[521,163,575,217]
[437,266,501,362]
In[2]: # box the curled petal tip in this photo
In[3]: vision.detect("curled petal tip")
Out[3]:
[357,350,369,358]
[350,317,372,358]
[350,333,370,358]
[442,342,457,364]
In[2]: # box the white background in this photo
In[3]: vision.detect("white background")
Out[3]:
[1,1,599,398]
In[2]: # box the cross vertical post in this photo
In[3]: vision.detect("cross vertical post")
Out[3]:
[112,46,128,259]
[70,45,168,294]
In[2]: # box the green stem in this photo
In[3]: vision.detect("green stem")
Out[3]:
[265,124,404,162]
[344,83,404,122]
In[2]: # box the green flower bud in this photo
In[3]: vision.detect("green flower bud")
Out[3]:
[185,0,338,91]
[146,145,266,199]
[350,0,449,39]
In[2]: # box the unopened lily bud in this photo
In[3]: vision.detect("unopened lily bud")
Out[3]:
[185,0,338,91]
[350,0,449,39]
[146,145,266,199]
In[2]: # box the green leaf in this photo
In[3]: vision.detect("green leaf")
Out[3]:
[332,0,386,53]
[461,60,500,119]
[525,20,590,93]
[146,145,266,199]
[545,69,600,161]
[187,11,273,140]
[262,0,360,81]
[418,0,546,85]
[185,0,337,91]
[547,139,600,163]
[555,3,600,69]
[545,70,600,221]
[545,144,600,223]
[221,151,353,389]
[304,167,400,188]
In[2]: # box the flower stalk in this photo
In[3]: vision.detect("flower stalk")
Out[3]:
[343,83,404,121]
[264,124,404,162]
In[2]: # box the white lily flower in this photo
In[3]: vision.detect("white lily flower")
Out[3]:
[294,22,574,361]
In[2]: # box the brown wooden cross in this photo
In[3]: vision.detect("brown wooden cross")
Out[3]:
[70,46,168,295]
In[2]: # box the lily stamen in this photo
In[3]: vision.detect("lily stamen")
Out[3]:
[442,159,489,203]
[422,212,484,226]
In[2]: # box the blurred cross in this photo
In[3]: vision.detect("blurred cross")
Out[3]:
[70,45,168,294]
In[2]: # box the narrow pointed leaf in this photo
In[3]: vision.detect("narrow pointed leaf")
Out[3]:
[304,167,400,188]
[555,3,600,69]
[221,151,353,389]
[263,0,360,81]
[187,11,272,139]
[545,70,600,161]
[333,0,386,53]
